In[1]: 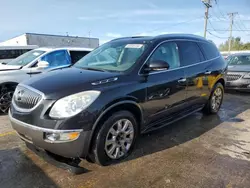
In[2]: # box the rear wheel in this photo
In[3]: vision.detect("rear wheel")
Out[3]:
[203,83,224,114]
[91,111,138,166]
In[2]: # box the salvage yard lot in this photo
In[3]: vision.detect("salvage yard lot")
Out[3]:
[1,92,250,188]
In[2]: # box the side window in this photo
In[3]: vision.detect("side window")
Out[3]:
[40,50,70,68]
[177,41,203,67]
[199,42,220,60]
[149,42,180,70]
[69,50,90,64]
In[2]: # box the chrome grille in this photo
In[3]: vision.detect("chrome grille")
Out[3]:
[13,85,43,111]
[226,74,242,81]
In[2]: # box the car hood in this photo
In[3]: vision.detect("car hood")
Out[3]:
[228,65,250,72]
[23,67,120,99]
[0,64,22,71]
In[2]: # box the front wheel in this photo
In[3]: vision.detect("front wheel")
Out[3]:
[91,111,138,166]
[203,83,224,114]
[0,89,14,114]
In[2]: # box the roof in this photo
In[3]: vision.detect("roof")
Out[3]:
[25,32,99,40]
[0,33,99,43]
[36,47,93,52]
[111,33,209,43]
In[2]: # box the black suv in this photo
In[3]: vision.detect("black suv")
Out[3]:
[9,34,227,166]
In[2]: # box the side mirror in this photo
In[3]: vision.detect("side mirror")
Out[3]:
[144,60,169,72]
[37,61,49,69]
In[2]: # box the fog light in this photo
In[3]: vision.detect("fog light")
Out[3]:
[45,132,80,143]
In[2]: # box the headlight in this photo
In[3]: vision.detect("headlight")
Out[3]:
[243,73,250,79]
[49,90,100,118]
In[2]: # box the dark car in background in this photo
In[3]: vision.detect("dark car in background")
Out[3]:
[9,34,227,167]
[226,53,250,91]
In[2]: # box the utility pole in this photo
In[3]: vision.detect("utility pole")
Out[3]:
[202,0,212,38]
[228,12,238,53]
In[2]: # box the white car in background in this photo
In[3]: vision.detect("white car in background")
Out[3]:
[0,47,93,113]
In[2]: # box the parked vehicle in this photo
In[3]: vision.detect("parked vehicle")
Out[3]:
[226,53,250,91]
[0,47,92,113]
[0,45,38,64]
[9,34,227,167]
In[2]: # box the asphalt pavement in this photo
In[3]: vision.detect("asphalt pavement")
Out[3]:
[1,92,250,188]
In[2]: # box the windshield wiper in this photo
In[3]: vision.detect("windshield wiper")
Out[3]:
[80,67,107,72]
[1,62,7,65]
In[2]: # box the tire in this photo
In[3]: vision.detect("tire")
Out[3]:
[91,110,138,166]
[203,82,224,114]
[0,86,15,114]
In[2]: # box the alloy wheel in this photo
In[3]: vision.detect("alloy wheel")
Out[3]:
[211,87,223,112]
[105,119,134,160]
[0,91,14,113]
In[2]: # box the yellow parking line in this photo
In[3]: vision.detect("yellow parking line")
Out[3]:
[0,131,16,137]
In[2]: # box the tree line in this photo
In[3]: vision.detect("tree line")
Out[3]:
[219,37,250,51]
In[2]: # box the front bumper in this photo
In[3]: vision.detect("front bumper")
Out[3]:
[9,112,92,158]
[226,79,250,91]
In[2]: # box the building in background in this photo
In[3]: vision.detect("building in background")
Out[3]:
[0,33,99,48]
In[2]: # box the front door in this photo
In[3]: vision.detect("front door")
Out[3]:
[141,41,187,126]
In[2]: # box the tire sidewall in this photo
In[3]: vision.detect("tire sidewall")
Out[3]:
[94,111,138,166]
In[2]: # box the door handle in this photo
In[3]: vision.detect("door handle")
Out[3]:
[178,78,186,83]
[204,71,212,75]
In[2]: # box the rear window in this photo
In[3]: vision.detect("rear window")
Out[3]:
[199,42,220,60]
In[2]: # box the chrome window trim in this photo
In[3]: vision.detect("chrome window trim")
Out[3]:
[138,39,221,75]
[9,111,83,133]
[12,83,46,113]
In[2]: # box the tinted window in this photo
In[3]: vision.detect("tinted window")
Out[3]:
[0,49,32,60]
[199,42,219,60]
[177,41,202,66]
[41,50,70,68]
[149,42,180,70]
[70,50,90,64]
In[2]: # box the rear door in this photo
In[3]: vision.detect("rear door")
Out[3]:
[176,41,207,107]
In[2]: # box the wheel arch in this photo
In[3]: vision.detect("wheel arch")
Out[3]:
[87,100,143,155]
[0,82,19,93]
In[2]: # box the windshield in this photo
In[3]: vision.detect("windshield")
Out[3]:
[7,50,46,66]
[228,54,250,65]
[74,41,148,72]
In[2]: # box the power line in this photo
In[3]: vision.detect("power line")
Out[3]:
[134,17,203,35]
[235,14,250,35]
[207,29,250,31]
[214,0,228,20]
[207,31,228,39]
[208,18,228,34]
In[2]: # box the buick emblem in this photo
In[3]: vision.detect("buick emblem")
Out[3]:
[16,90,24,101]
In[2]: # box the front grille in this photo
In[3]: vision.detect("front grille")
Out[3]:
[226,74,242,81]
[13,85,43,111]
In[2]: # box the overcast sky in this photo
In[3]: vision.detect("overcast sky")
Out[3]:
[1,0,250,46]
